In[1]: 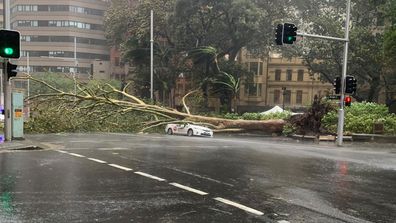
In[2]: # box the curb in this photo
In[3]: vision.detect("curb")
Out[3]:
[352,134,396,143]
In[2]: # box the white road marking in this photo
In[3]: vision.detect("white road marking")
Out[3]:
[169,183,208,195]
[68,153,85,158]
[278,221,290,223]
[88,158,107,164]
[214,197,264,216]
[134,171,166,181]
[56,150,68,153]
[171,168,234,187]
[108,164,132,171]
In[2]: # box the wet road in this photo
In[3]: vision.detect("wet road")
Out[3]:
[1,133,396,223]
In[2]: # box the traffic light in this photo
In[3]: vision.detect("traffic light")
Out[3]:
[333,77,341,94]
[283,23,297,44]
[5,61,18,80]
[275,24,283,45]
[344,96,352,107]
[345,75,357,94]
[0,29,21,59]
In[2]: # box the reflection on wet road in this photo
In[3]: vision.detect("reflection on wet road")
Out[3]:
[1,133,395,222]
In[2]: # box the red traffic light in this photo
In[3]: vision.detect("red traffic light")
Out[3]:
[345,96,352,107]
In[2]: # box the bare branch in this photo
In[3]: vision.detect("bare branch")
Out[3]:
[182,89,200,115]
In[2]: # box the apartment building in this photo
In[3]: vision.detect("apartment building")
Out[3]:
[8,0,110,79]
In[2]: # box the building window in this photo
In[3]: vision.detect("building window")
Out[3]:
[250,62,259,75]
[274,90,280,104]
[275,69,281,81]
[296,90,303,104]
[245,83,262,97]
[286,69,292,81]
[284,90,291,104]
[298,70,304,81]
[114,57,120,66]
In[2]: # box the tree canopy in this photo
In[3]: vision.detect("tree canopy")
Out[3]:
[104,0,396,104]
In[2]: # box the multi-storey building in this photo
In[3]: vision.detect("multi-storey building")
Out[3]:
[8,0,110,80]
[175,49,333,113]
[237,49,333,112]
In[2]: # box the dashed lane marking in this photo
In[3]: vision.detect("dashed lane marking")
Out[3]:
[68,153,85,158]
[134,171,166,181]
[88,158,107,164]
[278,221,290,223]
[56,150,68,154]
[169,183,208,195]
[214,197,264,216]
[108,164,133,171]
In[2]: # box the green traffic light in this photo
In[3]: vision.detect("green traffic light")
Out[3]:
[4,47,13,55]
[287,36,295,42]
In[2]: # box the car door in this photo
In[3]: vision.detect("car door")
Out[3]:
[176,124,188,135]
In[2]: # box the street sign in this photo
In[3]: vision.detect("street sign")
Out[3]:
[328,95,341,100]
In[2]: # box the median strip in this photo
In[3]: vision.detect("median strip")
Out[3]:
[88,158,107,164]
[169,182,208,195]
[134,171,166,181]
[108,164,133,171]
[214,197,264,216]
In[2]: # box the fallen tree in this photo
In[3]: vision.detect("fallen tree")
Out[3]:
[24,76,285,134]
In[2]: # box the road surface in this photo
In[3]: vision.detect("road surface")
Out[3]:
[1,133,395,222]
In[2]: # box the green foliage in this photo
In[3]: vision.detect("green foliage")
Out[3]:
[322,102,396,135]
[223,113,241,120]
[282,123,297,136]
[24,102,154,134]
[291,0,390,102]
[220,111,291,121]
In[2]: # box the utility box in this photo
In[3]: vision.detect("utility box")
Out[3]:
[12,92,24,139]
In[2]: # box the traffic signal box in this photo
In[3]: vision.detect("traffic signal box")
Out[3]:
[333,77,341,94]
[6,61,18,80]
[275,24,283,45]
[345,75,357,94]
[275,23,298,45]
[0,29,21,59]
[283,23,297,44]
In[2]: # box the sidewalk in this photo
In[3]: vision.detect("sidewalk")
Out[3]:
[0,137,46,151]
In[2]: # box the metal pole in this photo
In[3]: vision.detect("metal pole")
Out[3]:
[297,33,347,42]
[336,0,351,146]
[74,36,77,98]
[282,87,286,110]
[3,0,12,141]
[27,52,30,98]
[150,10,154,100]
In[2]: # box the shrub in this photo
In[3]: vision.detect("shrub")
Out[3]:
[322,102,396,135]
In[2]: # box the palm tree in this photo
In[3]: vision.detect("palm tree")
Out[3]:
[212,72,241,113]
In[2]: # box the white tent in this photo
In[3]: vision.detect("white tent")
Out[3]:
[260,106,284,115]
[260,106,302,115]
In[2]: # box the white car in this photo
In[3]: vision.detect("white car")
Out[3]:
[165,123,213,137]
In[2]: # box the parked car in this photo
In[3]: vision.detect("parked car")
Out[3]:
[165,123,213,137]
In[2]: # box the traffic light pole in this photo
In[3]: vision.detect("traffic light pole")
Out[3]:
[336,0,351,146]
[296,0,351,146]
[3,59,12,141]
[3,0,12,141]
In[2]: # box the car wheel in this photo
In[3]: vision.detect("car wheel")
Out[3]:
[167,128,173,135]
[187,129,193,137]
